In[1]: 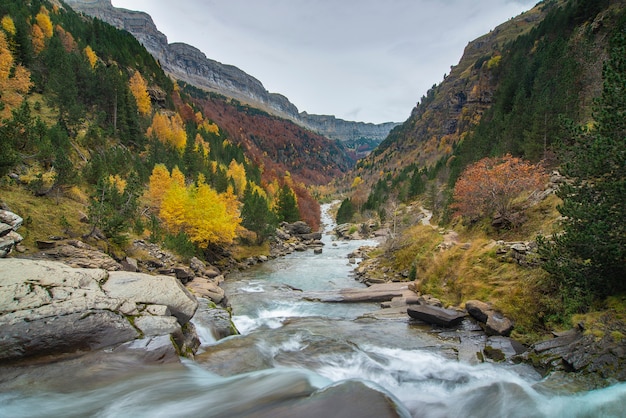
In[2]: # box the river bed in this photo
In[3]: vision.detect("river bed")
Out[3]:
[1,204,626,417]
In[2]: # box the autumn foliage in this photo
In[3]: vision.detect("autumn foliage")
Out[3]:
[147,165,241,248]
[147,112,187,150]
[451,154,546,223]
[129,71,152,116]
[0,31,32,121]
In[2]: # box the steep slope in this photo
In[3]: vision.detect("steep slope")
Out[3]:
[352,0,625,191]
[64,0,400,143]
[351,2,551,185]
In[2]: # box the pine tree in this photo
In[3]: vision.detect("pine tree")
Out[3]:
[275,184,300,223]
[336,198,355,224]
[241,184,276,243]
[539,26,626,314]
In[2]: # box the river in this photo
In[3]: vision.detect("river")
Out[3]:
[1,204,626,417]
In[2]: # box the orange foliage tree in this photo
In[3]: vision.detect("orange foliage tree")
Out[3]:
[0,31,32,120]
[451,154,546,224]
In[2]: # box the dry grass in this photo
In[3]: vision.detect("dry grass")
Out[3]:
[1,183,91,252]
[384,197,565,342]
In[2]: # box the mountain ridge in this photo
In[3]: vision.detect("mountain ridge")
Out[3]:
[64,0,400,143]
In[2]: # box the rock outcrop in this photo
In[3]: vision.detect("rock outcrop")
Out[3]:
[63,0,400,141]
[0,210,24,258]
[0,258,199,363]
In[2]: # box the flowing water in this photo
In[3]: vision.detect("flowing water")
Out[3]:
[2,204,626,417]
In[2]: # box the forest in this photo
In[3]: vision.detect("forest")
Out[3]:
[0,0,344,262]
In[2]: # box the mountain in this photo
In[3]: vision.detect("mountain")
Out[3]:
[64,0,400,145]
[349,0,625,191]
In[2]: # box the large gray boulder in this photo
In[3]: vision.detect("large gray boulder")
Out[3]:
[0,259,139,362]
[0,258,199,363]
[104,271,198,323]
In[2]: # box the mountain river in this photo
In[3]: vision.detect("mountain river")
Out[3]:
[1,204,626,417]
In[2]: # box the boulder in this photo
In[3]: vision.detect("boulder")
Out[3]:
[0,310,139,362]
[186,277,225,304]
[465,300,491,323]
[407,304,467,327]
[104,271,198,323]
[299,232,323,241]
[465,299,514,337]
[0,210,23,230]
[193,298,238,340]
[0,258,201,363]
[485,312,514,337]
[121,257,139,272]
[134,315,181,337]
[284,221,312,235]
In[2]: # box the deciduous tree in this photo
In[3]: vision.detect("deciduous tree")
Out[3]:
[129,70,151,116]
[451,154,546,224]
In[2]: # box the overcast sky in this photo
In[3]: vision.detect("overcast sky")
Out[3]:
[111,0,537,124]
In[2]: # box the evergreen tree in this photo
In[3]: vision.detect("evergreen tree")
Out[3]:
[241,184,276,243]
[275,184,300,223]
[408,167,426,198]
[539,25,626,314]
[336,198,355,224]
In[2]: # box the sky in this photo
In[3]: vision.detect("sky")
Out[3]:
[111,0,537,124]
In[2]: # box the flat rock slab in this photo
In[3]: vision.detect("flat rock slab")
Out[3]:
[104,271,198,323]
[305,282,414,303]
[407,305,467,327]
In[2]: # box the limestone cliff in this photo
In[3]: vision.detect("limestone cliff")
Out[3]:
[64,0,399,142]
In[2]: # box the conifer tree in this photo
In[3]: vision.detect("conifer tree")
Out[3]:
[336,198,355,224]
[275,183,300,223]
[539,26,626,313]
[241,184,276,243]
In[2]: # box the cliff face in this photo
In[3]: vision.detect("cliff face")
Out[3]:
[64,0,398,142]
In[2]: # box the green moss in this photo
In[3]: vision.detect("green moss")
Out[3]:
[483,346,505,362]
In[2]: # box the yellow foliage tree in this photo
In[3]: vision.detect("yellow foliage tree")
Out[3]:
[183,175,241,247]
[351,176,363,189]
[147,164,172,208]
[199,119,219,135]
[1,16,15,35]
[35,11,53,39]
[84,45,98,69]
[227,159,247,197]
[108,174,127,194]
[129,71,151,116]
[160,178,188,233]
[194,133,210,159]
[153,168,241,248]
[0,31,32,121]
[147,112,187,151]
